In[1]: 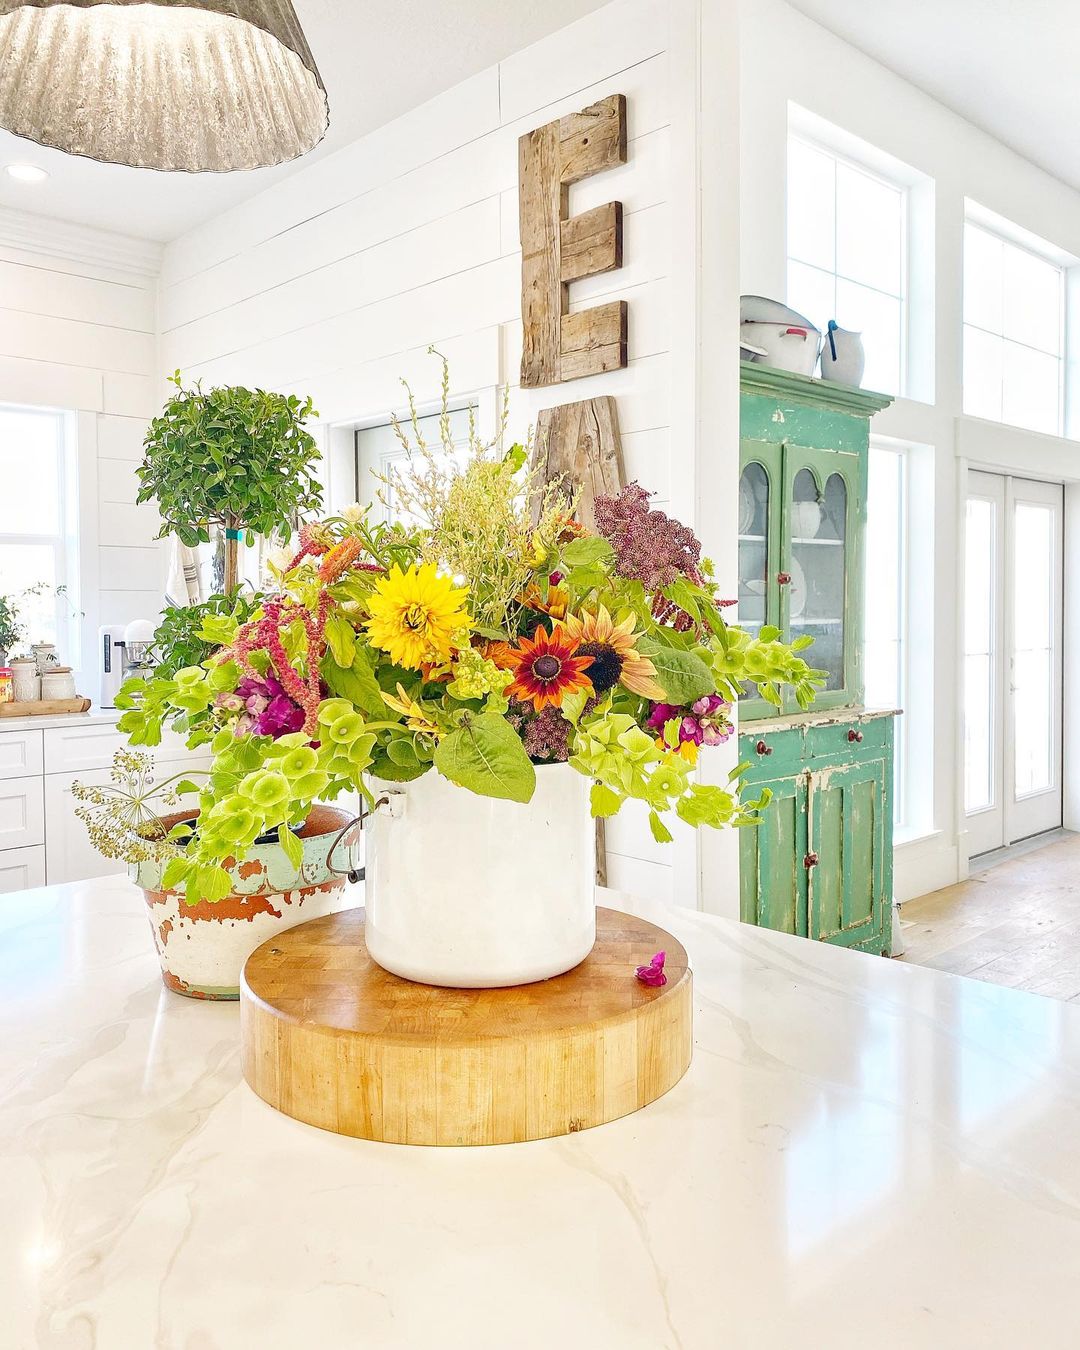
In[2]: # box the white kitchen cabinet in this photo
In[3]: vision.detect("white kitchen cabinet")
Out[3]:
[0,775,45,852]
[0,729,44,781]
[0,845,45,894]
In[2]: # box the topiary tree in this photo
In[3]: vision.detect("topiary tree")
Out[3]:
[137,372,324,593]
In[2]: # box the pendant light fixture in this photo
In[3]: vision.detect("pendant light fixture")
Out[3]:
[0,0,329,173]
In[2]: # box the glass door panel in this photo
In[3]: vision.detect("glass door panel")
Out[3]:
[1008,480,1062,841]
[963,470,1062,856]
[738,460,770,631]
[790,468,847,693]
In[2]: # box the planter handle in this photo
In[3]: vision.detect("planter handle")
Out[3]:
[325,794,394,883]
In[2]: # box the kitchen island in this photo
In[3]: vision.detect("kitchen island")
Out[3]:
[4,877,1080,1348]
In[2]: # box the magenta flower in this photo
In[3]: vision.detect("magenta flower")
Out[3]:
[647,696,732,750]
[636,951,667,987]
[233,674,306,739]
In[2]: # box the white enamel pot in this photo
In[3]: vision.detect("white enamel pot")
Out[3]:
[364,763,596,988]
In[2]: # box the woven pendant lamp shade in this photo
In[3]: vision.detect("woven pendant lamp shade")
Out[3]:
[0,0,329,172]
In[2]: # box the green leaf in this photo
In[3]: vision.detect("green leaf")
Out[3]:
[324,611,357,668]
[637,636,716,704]
[590,782,622,817]
[368,751,428,783]
[386,737,420,768]
[434,712,536,803]
[321,646,386,717]
[648,809,674,844]
[562,537,614,568]
[277,823,303,870]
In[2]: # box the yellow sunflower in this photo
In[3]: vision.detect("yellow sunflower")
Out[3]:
[364,563,470,669]
[560,606,666,700]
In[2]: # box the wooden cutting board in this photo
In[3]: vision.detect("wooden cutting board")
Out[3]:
[240,905,692,1146]
[0,697,91,717]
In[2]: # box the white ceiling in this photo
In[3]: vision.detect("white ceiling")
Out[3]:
[784,0,1080,192]
[0,0,608,243]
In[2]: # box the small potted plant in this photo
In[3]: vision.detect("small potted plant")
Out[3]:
[96,360,823,994]
[0,591,21,667]
[137,372,324,593]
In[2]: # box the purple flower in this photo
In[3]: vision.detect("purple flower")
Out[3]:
[636,951,667,987]
[646,702,681,733]
[520,705,573,762]
[594,483,704,590]
[233,675,306,739]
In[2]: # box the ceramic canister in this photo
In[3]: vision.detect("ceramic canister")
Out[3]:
[40,667,76,700]
[11,658,39,701]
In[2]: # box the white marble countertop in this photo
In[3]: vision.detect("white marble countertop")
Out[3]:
[4,876,1080,1348]
[0,706,119,732]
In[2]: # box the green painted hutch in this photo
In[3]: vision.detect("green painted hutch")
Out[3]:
[737,362,897,956]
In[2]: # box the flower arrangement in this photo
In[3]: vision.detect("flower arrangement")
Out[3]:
[107,364,823,902]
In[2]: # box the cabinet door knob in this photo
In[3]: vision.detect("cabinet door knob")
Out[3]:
[803,852,819,869]
[777,572,791,585]
[848,728,863,743]
[755,740,772,756]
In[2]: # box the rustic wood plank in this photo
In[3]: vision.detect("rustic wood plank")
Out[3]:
[530,394,626,884]
[560,202,623,284]
[240,906,693,1146]
[558,94,627,184]
[518,94,628,387]
[519,120,566,388]
[559,301,628,381]
[533,396,625,531]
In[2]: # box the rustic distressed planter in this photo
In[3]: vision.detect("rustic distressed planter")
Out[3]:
[133,805,353,1000]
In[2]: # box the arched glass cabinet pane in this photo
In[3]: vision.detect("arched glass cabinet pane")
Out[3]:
[790,470,847,691]
[738,461,769,636]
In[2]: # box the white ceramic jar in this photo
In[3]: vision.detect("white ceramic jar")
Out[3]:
[10,658,39,701]
[364,762,596,988]
[41,667,76,700]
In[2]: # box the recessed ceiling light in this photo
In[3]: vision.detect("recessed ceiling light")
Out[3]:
[4,164,49,184]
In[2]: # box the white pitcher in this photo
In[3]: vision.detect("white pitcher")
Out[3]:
[819,320,865,388]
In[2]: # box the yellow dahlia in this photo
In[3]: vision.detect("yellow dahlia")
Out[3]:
[560,605,666,700]
[364,563,470,669]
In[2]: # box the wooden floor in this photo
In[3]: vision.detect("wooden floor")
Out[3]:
[899,832,1080,1001]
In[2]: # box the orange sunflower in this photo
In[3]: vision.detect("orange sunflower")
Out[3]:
[504,625,595,712]
[560,606,666,700]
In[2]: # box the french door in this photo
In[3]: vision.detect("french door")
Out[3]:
[964,471,1063,856]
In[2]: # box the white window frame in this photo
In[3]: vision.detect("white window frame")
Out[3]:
[962,202,1070,438]
[866,435,935,842]
[0,403,81,664]
[786,104,935,404]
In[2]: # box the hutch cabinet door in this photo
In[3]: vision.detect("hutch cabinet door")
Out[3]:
[806,758,886,949]
[739,771,808,937]
[738,439,783,721]
[780,441,866,713]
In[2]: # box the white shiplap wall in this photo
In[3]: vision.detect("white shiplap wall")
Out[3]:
[158,0,686,900]
[0,212,164,679]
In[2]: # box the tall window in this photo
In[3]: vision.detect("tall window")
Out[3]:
[787,136,907,396]
[0,406,77,651]
[963,218,1064,436]
[355,407,474,526]
[865,443,906,825]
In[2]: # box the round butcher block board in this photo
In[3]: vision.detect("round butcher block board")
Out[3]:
[240,906,693,1146]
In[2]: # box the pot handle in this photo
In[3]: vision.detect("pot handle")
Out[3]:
[325,793,395,883]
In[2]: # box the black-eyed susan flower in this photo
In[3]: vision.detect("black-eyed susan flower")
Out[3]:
[560,605,666,700]
[504,625,594,713]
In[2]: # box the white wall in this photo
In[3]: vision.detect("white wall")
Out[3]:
[0,209,164,682]
[156,0,741,910]
[741,0,1080,900]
